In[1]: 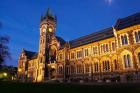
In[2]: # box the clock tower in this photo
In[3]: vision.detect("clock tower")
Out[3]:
[37,9,57,81]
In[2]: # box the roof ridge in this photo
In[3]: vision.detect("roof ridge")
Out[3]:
[69,27,112,42]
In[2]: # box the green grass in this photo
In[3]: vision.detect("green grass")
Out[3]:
[0,81,140,93]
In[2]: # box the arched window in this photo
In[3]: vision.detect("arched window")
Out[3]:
[107,61,110,70]
[135,32,139,42]
[121,34,128,45]
[58,66,63,74]
[103,60,110,71]
[127,55,131,67]
[121,36,124,45]
[114,59,118,70]
[106,44,109,52]
[66,66,70,75]
[124,55,127,68]
[77,65,83,74]
[138,52,140,64]
[124,35,128,44]
[138,31,140,40]
[94,62,99,72]
[124,54,131,68]
[112,42,115,51]
[135,31,140,43]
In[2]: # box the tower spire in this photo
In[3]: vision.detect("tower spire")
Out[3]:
[46,8,53,17]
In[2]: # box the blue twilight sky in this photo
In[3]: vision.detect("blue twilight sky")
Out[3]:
[0,0,140,66]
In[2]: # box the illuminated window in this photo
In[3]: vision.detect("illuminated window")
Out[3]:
[59,54,63,60]
[123,54,131,68]
[93,46,98,55]
[103,60,110,71]
[84,49,89,57]
[66,66,70,75]
[94,62,99,72]
[138,52,140,64]
[106,44,109,52]
[112,42,116,51]
[121,34,128,45]
[76,50,82,58]
[71,52,75,59]
[134,31,140,43]
[101,44,109,53]
[58,66,63,74]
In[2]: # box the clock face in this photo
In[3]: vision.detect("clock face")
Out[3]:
[48,27,53,32]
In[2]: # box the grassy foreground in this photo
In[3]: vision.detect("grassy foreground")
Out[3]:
[0,81,140,93]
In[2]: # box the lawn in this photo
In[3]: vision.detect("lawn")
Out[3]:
[0,81,140,93]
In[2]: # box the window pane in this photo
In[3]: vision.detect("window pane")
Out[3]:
[121,36,124,45]
[124,35,128,44]
[127,55,131,67]
[138,31,140,42]
[138,53,140,64]
[124,55,127,68]
[135,32,139,42]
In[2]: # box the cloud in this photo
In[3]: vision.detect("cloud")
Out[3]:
[105,0,113,5]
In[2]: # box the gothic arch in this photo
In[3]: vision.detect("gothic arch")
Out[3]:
[91,58,100,73]
[57,65,63,74]
[120,49,133,69]
[111,55,119,71]
[100,56,111,72]
[134,47,140,68]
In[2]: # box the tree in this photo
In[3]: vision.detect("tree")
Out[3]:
[0,22,10,67]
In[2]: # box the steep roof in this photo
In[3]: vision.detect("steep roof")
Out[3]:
[56,36,66,47]
[23,50,38,59]
[115,12,140,30]
[69,27,114,48]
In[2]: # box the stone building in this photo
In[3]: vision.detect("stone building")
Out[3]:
[18,9,140,82]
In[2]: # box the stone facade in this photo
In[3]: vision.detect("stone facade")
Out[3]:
[18,10,140,83]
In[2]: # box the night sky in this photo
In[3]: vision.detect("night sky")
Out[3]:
[0,0,140,66]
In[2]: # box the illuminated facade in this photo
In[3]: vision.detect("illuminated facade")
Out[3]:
[18,10,140,82]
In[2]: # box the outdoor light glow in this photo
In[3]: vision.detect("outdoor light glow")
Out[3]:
[18,68,22,72]
[3,72,7,77]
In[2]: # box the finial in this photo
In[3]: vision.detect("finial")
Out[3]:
[46,8,53,17]
[40,14,44,21]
